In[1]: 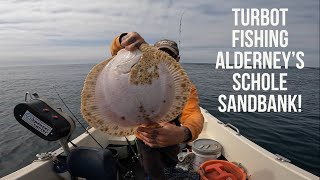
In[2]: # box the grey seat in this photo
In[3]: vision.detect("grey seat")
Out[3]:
[67,146,117,180]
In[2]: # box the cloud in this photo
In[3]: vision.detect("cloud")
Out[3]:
[0,0,318,67]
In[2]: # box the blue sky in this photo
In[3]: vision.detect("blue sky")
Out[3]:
[0,0,319,67]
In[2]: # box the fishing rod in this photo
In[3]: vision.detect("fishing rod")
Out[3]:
[178,9,186,47]
[54,87,140,161]
[53,87,103,148]
[54,88,137,178]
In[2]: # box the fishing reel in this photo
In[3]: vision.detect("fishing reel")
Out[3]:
[14,92,75,154]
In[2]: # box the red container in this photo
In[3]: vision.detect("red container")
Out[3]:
[198,160,246,180]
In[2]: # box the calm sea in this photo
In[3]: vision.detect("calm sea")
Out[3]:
[0,63,319,177]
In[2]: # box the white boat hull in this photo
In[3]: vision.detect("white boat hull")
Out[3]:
[2,108,318,180]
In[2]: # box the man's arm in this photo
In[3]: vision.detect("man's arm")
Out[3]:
[180,85,204,142]
[109,32,146,56]
[136,85,204,147]
[110,33,126,56]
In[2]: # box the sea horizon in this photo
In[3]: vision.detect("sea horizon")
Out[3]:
[0,61,319,69]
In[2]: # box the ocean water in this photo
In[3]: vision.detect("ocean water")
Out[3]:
[0,63,319,177]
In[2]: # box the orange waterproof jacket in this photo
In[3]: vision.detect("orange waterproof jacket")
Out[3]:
[109,35,204,141]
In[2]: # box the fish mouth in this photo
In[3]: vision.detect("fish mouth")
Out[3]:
[130,63,138,72]
[115,49,142,74]
[122,59,139,74]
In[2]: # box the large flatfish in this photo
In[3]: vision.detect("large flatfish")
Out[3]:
[81,44,191,136]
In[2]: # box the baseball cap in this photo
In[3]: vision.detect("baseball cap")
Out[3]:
[154,39,179,58]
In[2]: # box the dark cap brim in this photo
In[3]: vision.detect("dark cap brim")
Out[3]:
[157,45,179,56]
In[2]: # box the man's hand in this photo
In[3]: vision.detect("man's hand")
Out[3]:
[136,122,186,148]
[120,32,146,51]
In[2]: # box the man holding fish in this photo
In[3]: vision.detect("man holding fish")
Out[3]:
[110,32,204,179]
